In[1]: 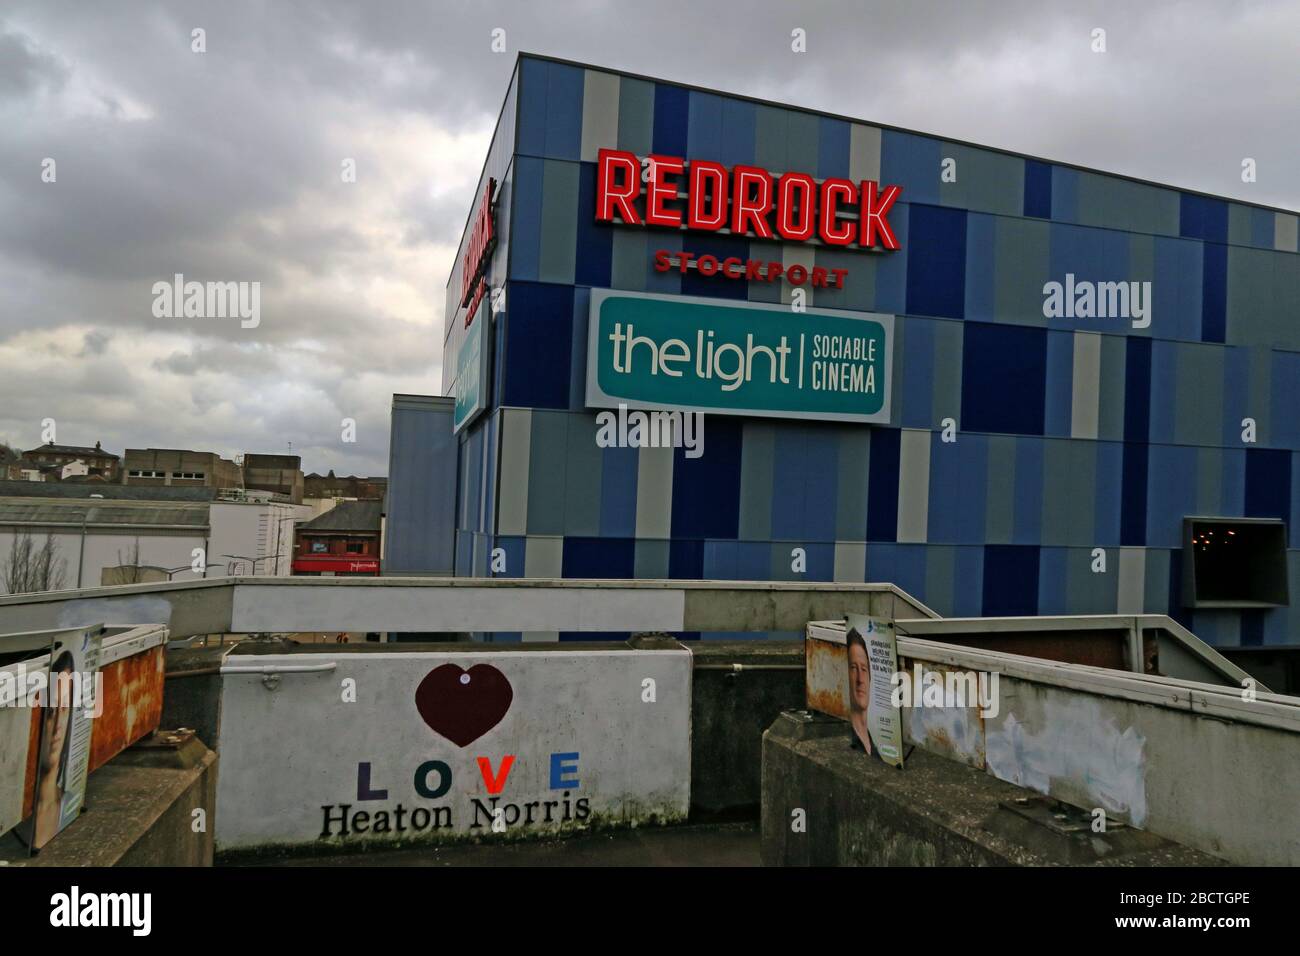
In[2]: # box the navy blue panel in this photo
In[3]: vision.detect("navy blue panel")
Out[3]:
[562,536,635,578]
[1244,448,1291,519]
[905,205,966,319]
[1123,337,1151,442]
[1166,549,1190,628]
[574,162,613,287]
[1120,443,1148,547]
[866,427,900,542]
[502,281,573,409]
[982,545,1040,616]
[1239,611,1264,647]
[960,323,1047,435]
[1180,192,1228,242]
[668,538,704,579]
[680,233,751,300]
[670,416,742,539]
[816,116,850,179]
[1201,242,1227,344]
[559,630,629,642]
[652,83,690,157]
[1023,160,1052,218]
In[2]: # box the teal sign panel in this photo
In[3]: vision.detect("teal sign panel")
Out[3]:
[585,289,894,423]
[453,313,489,434]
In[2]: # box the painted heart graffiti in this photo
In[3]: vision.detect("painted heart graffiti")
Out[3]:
[414,663,513,747]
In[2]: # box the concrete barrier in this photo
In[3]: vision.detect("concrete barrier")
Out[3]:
[212,641,693,856]
[801,621,1300,865]
[0,577,937,639]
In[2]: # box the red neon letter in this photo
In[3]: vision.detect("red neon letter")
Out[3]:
[687,160,728,231]
[819,178,857,246]
[731,165,774,239]
[645,154,684,227]
[596,148,641,224]
[476,755,516,795]
[776,172,816,241]
[860,180,902,249]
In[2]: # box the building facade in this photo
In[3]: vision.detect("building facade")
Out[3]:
[20,441,120,482]
[292,500,382,576]
[426,54,1300,651]
[123,448,243,490]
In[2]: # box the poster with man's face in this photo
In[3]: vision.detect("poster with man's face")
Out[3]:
[845,614,904,768]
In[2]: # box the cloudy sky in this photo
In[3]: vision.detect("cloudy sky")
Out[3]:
[1,0,1295,475]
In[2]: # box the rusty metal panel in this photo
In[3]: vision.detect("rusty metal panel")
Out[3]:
[805,625,848,719]
[89,644,165,773]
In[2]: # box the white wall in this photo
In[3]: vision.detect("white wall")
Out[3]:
[0,529,204,592]
[209,501,310,577]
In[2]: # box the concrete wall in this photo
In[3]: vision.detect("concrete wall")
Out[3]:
[805,622,1300,865]
[212,643,692,855]
[761,712,1218,866]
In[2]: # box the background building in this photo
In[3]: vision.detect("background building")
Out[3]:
[292,499,382,576]
[244,453,305,504]
[20,441,120,482]
[0,481,308,590]
[123,448,242,490]
[407,55,1299,657]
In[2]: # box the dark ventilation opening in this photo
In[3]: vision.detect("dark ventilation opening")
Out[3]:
[1183,517,1289,608]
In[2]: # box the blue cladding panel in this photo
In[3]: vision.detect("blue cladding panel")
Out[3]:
[1120,443,1148,546]
[964,214,996,322]
[1245,448,1292,520]
[652,83,690,156]
[1201,242,1227,343]
[516,59,549,157]
[1023,160,1052,218]
[866,427,901,542]
[983,545,1040,615]
[680,233,751,300]
[899,319,935,428]
[574,163,613,287]
[906,205,966,319]
[1123,338,1154,442]
[502,281,573,408]
[563,537,635,578]
[668,538,704,579]
[510,157,544,281]
[1043,331,1073,436]
[961,323,1047,435]
[1180,192,1228,242]
[545,63,584,160]
[817,117,851,179]
[687,91,723,160]
[1013,438,1044,543]
[670,417,742,539]
[881,131,941,205]
[599,444,638,537]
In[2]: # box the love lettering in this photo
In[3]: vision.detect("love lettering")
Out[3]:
[318,754,590,840]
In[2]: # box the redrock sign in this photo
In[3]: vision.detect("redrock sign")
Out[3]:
[459,177,497,328]
[595,148,903,250]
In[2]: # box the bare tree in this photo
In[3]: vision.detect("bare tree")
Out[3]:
[2,530,68,595]
[115,539,144,585]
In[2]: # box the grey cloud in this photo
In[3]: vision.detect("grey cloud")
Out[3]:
[0,0,1295,474]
